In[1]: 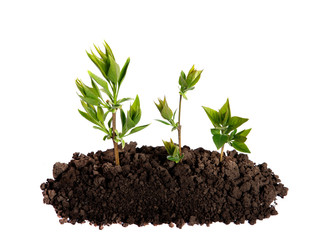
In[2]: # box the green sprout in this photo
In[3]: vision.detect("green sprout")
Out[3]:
[76,42,149,165]
[162,139,183,163]
[202,98,251,162]
[155,65,203,162]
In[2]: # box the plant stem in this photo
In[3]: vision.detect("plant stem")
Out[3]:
[112,111,120,166]
[220,144,225,162]
[178,94,182,156]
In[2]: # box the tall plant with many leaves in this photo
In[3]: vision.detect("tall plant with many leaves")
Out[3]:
[76,42,149,165]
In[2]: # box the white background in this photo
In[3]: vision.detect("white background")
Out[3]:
[1,0,333,239]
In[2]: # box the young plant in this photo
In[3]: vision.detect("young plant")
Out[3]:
[155,65,203,162]
[76,42,149,165]
[162,139,182,163]
[202,98,251,162]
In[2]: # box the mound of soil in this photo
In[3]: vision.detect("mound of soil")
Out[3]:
[40,142,288,229]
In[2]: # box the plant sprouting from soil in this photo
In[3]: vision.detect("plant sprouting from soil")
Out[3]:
[155,65,203,162]
[76,41,149,165]
[202,98,251,162]
[162,139,182,163]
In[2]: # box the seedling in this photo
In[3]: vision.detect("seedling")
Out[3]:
[155,65,203,162]
[162,139,182,163]
[76,42,149,165]
[202,98,251,162]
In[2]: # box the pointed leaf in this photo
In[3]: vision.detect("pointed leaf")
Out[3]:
[118,57,130,86]
[231,141,251,153]
[91,79,102,98]
[120,108,126,128]
[226,116,249,133]
[103,41,115,60]
[108,117,113,128]
[88,71,112,98]
[212,134,228,150]
[78,109,98,125]
[202,106,221,127]
[156,119,171,126]
[97,106,104,122]
[107,55,120,84]
[236,128,252,137]
[128,124,150,135]
[79,95,100,106]
[219,98,231,125]
[93,126,109,134]
[233,135,247,143]
[86,51,108,78]
[117,98,133,105]
[211,128,221,135]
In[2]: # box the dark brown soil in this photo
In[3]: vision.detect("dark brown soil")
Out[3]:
[40,142,288,229]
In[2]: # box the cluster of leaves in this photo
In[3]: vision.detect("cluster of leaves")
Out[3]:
[202,98,251,154]
[162,139,184,163]
[117,96,149,147]
[154,97,178,131]
[76,42,148,148]
[85,42,131,110]
[179,65,203,99]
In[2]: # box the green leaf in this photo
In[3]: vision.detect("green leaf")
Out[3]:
[120,108,126,128]
[219,98,231,125]
[81,101,97,120]
[93,126,109,134]
[86,51,108,78]
[78,109,98,125]
[162,139,177,156]
[202,106,221,127]
[167,155,180,163]
[128,124,150,135]
[233,135,247,143]
[118,57,130,86]
[188,70,203,88]
[211,128,221,135]
[128,95,141,124]
[180,91,188,100]
[97,106,104,122]
[91,79,102,98]
[231,141,251,153]
[107,55,120,84]
[226,116,249,133]
[103,41,115,60]
[79,95,100,106]
[212,134,228,150]
[75,79,85,95]
[236,128,252,137]
[93,44,108,61]
[88,71,112,98]
[156,119,171,126]
[117,97,133,105]
[108,116,113,128]
[179,74,187,89]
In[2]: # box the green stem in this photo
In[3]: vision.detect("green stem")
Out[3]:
[178,94,182,157]
[220,144,225,162]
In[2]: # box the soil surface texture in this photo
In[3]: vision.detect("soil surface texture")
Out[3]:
[40,142,288,229]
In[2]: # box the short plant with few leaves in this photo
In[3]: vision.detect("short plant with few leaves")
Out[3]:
[156,65,203,162]
[76,42,149,165]
[202,98,251,162]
